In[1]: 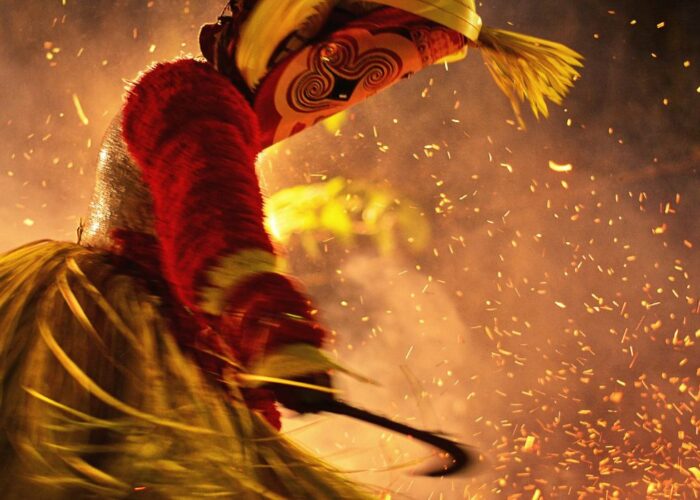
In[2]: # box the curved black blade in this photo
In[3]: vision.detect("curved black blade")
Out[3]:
[322,399,474,477]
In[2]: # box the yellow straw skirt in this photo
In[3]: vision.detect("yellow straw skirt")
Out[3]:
[0,241,367,499]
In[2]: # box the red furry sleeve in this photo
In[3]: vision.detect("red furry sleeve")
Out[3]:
[121,60,326,428]
[121,59,272,311]
[121,58,323,341]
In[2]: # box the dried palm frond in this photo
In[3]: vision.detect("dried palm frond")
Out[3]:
[265,176,430,259]
[0,241,368,499]
[474,26,584,128]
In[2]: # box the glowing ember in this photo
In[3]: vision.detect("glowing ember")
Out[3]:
[548,160,573,172]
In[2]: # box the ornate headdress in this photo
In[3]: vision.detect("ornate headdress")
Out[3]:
[203,0,583,127]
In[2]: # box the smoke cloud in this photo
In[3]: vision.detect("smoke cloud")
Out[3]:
[1,1,698,498]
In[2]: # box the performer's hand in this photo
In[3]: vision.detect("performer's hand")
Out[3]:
[219,272,331,426]
[220,273,325,366]
[270,371,336,414]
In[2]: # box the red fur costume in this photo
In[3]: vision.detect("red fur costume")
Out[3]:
[118,7,469,429]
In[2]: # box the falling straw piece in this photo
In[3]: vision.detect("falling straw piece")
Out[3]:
[72,93,89,125]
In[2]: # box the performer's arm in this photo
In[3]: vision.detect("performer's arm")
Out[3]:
[122,60,268,314]
[121,59,326,427]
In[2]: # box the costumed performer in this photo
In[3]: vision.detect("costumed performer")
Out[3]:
[0,1,582,497]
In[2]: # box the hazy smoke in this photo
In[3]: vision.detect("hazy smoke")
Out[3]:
[1,1,698,498]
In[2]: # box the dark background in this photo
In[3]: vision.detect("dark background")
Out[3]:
[1,1,698,497]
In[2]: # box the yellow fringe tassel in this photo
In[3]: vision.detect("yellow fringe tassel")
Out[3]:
[474,26,584,128]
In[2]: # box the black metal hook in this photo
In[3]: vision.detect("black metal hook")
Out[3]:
[271,374,477,476]
[321,399,475,477]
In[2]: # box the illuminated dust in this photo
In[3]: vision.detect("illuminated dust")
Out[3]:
[1,1,698,498]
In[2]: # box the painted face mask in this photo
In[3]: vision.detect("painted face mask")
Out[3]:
[252,7,467,146]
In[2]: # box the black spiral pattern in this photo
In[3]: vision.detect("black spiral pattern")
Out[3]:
[289,62,335,112]
[287,34,403,113]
